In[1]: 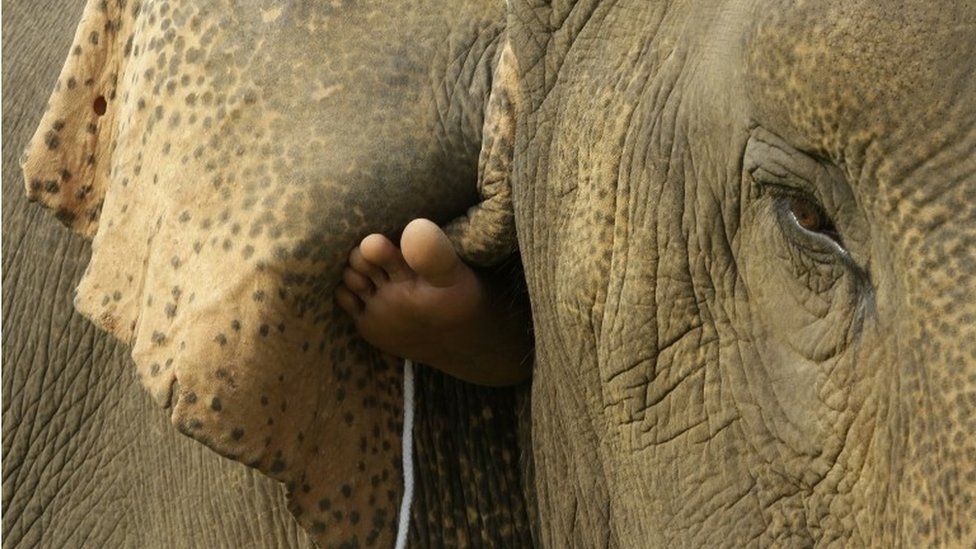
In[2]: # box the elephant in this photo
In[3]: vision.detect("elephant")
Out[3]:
[505,0,975,546]
[4,0,532,547]
[7,0,976,548]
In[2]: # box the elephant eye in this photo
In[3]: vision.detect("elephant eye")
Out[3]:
[787,194,841,243]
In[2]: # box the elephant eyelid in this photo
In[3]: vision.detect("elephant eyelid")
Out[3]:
[763,183,850,256]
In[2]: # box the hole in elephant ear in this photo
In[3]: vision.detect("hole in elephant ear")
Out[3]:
[93,95,107,116]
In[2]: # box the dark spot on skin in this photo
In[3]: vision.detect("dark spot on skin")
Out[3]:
[93,95,107,115]
[270,460,285,473]
[210,397,222,411]
[259,324,270,337]
[215,333,227,346]
[350,511,360,525]
[231,428,244,440]
[231,320,241,331]
[318,498,331,511]
[311,522,326,534]
[185,392,198,404]
[341,485,352,498]
[45,131,60,150]
[150,363,161,376]
[260,395,269,406]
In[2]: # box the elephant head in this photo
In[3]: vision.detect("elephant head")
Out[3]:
[502,0,976,545]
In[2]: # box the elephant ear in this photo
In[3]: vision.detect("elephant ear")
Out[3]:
[20,0,121,236]
[444,39,520,266]
[19,1,421,546]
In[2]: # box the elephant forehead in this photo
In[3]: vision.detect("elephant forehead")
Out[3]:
[745,0,976,158]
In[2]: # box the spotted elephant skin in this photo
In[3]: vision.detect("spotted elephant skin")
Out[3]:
[505,0,976,546]
[6,0,531,547]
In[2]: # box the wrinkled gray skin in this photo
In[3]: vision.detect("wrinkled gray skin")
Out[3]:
[6,0,976,548]
[508,0,976,546]
[3,0,530,547]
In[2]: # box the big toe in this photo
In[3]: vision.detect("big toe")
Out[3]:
[359,233,412,282]
[400,218,464,288]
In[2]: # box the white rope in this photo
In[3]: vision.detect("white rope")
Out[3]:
[394,359,416,549]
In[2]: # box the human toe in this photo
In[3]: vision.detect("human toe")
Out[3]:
[400,218,464,288]
[349,245,387,286]
[335,285,364,315]
[359,233,412,282]
[342,267,374,299]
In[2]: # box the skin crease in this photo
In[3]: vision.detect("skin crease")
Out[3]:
[13,0,975,547]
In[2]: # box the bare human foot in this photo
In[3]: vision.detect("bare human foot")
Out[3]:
[335,219,532,386]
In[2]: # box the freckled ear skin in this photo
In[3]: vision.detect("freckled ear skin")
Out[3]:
[20,0,516,546]
[21,0,130,236]
[444,39,520,266]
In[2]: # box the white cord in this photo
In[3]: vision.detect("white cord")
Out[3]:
[394,359,416,549]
